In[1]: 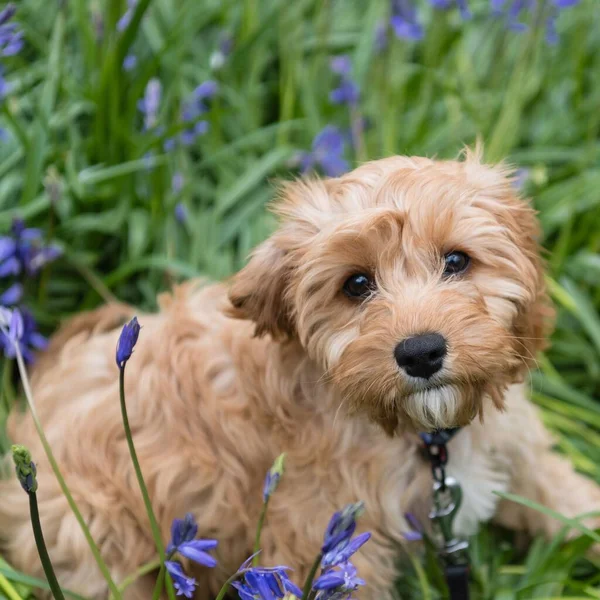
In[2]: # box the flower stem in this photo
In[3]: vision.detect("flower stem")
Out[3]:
[119,368,176,600]
[113,558,161,596]
[252,499,269,566]
[13,350,121,599]
[28,491,66,600]
[151,565,165,600]
[301,552,323,600]
[214,571,245,600]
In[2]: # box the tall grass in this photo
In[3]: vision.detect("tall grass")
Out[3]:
[2,0,600,597]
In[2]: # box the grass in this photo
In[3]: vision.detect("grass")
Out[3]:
[1,0,600,597]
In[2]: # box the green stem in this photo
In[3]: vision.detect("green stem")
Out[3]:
[151,565,165,600]
[28,492,66,600]
[301,553,323,600]
[252,500,269,567]
[119,368,166,558]
[214,571,245,600]
[119,368,176,600]
[114,559,161,596]
[13,350,121,598]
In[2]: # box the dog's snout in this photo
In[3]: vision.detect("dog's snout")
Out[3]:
[394,333,447,379]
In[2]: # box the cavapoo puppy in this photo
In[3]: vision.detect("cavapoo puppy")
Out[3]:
[2,149,600,599]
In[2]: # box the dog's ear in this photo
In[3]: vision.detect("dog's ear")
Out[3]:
[510,213,555,367]
[227,237,295,339]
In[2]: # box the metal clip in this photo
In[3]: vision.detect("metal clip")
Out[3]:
[429,476,469,565]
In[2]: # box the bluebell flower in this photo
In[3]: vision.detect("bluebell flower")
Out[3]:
[172,172,184,194]
[313,562,365,600]
[0,65,9,99]
[321,502,364,554]
[493,0,578,43]
[164,137,176,152]
[123,54,137,71]
[390,0,423,41]
[403,512,423,541]
[430,0,471,19]
[0,219,61,278]
[374,21,389,52]
[299,127,349,178]
[262,453,285,502]
[0,4,23,57]
[0,307,47,364]
[138,78,161,130]
[165,561,197,598]
[117,0,138,32]
[174,203,188,224]
[176,80,217,146]
[233,557,302,600]
[329,56,359,106]
[167,513,218,568]
[0,283,22,305]
[321,532,371,568]
[115,316,140,368]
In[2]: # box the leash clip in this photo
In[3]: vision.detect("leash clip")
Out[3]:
[429,477,469,565]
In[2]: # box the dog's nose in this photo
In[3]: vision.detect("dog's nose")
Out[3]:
[394,333,447,379]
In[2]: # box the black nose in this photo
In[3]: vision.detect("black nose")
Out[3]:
[394,333,447,379]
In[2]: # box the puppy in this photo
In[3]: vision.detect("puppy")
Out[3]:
[2,150,600,599]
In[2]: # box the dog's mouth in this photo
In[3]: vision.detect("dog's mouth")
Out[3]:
[400,383,469,431]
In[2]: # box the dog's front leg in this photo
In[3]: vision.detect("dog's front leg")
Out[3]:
[480,384,600,538]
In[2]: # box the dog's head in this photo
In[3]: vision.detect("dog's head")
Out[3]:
[228,150,553,433]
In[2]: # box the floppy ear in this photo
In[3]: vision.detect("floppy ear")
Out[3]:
[510,211,555,367]
[227,238,295,339]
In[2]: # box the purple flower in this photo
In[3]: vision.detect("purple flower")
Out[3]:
[321,502,364,555]
[262,454,285,503]
[322,532,371,568]
[167,513,218,568]
[138,78,161,130]
[299,126,349,178]
[430,0,471,19]
[330,56,352,76]
[330,80,359,106]
[374,21,389,52]
[117,0,138,32]
[313,562,365,599]
[115,316,140,368]
[390,0,423,41]
[493,0,578,43]
[165,561,196,598]
[174,203,188,224]
[164,138,176,152]
[403,512,423,541]
[0,307,47,364]
[232,558,302,600]
[0,219,60,278]
[0,283,22,306]
[172,172,184,194]
[193,80,219,103]
[123,54,137,71]
[329,56,359,106]
[0,66,9,99]
[0,5,23,57]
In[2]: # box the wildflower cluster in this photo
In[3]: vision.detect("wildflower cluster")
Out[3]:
[329,56,359,107]
[0,219,61,362]
[164,513,218,597]
[233,557,303,600]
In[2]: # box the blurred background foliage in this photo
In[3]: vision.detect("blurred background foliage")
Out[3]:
[2,0,600,598]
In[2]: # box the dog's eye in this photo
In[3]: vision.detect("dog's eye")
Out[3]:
[443,251,470,276]
[343,274,375,299]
